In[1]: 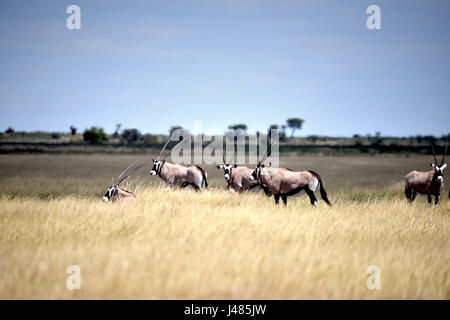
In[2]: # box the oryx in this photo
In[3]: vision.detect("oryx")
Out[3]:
[150,135,208,190]
[103,161,144,202]
[405,138,448,206]
[249,144,331,207]
[216,151,270,195]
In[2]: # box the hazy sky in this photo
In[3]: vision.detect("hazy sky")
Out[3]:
[0,0,449,136]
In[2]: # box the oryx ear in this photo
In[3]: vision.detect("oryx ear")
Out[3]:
[233,164,238,168]
[216,165,222,169]
[431,163,436,168]
[261,164,265,168]
[441,163,447,170]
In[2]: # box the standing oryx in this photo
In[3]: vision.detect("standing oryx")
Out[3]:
[249,146,331,207]
[405,138,448,206]
[103,161,144,202]
[216,151,270,195]
[150,135,208,190]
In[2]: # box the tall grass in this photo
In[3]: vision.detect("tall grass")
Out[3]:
[0,154,448,299]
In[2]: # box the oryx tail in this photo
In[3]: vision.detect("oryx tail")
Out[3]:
[194,165,208,189]
[308,170,332,206]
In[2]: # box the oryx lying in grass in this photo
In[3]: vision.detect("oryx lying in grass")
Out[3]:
[216,151,270,195]
[405,138,447,206]
[103,162,144,202]
[249,145,331,207]
[150,135,208,191]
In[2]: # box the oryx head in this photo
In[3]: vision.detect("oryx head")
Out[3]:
[150,134,187,176]
[249,162,268,182]
[249,141,276,182]
[431,163,447,182]
[103,186,117,202]
[150,159,163,176]
[216,150,237,181]
[216,164,238,181]
[103,161,144,202]
[430,137,448,182]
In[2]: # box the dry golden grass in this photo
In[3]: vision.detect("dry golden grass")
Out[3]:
[0,154,449,299]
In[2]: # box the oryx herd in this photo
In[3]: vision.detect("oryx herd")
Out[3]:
[103,135,449,208]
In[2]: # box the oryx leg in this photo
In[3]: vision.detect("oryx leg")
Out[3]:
[427,194,432,206]
[261,184,271,197]
[281,195,287,206]
[407,187,417,203]
[181,182,199,191]
[305,188,318,206]
[247,184,261,192]
[181,182,190,188]
[410,189,417,202]
[405,186,412,201]
[186,182,200,191]
[274,194,280,205]
[435,194,439,206]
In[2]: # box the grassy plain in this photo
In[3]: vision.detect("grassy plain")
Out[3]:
[0,154,449,299]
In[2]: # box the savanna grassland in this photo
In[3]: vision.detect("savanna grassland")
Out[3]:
[0,154,449,299]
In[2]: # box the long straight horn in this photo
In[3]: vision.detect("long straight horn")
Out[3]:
[161,135,189,160]
[430,141,438,165]
[228,152,234,165]
[116,163,145,186]
[260,139,279,164]
[441,135,449,166]
[158,133,174,160]
[114,161,137,186]
[220,149,226,164]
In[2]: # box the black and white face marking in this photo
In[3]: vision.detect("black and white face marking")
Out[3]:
[216,164,237,181]
[431,163,447,182]
[249,164,262,182]
[103,186,116,202]
[150,159,162,176]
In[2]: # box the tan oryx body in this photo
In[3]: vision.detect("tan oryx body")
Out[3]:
[249,143,331,206]
[104,187,137,202]
[103,162,144,202]
[405,138,447,206]
[152,161,208,190]
[250,165,331,206]
[216,164,270,194]
[216,151,270,194]
[150,135,208,191]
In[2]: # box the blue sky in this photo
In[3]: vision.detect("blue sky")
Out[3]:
[0,0,449,136]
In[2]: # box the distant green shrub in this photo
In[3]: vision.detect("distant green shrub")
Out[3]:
[142,134,161,145]
[5,127,14,134]
[83,127,108,144]
[121,128,142,144]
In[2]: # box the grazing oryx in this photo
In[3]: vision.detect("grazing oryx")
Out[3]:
[103,162,144,202]
[249,145,331,207]
[216,151,270,195]
[150,135,208,191]
[405,138,448,206]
